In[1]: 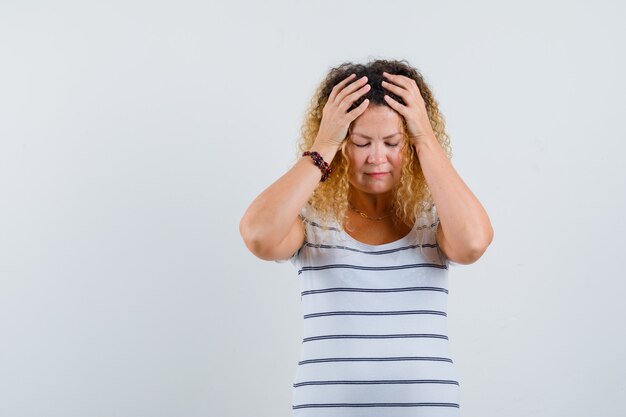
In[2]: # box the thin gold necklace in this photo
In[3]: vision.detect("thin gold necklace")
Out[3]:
[348,202,392,220]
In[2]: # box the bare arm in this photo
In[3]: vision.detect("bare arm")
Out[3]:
[239,73,372,260]
[380,71,493,264]
[239,142,338,259]
[419,134,494,264]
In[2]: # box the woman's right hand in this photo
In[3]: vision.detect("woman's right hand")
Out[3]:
[315,74,371,147]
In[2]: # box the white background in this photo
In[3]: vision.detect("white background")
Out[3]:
[1,1,625,416]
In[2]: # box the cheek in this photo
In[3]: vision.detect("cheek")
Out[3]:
[350,148,369,162]
[390,147,403,162]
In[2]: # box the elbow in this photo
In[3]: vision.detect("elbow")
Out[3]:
[441,223,494,265]
[239,216,250,243]
[465,227,494,264]
[239,216,274,260]
[464,246,486,264]
[454,246,486,265]
[239,216,258,253]
[239,216,259,253]
[240,226,264,259]
[240,233,279,262]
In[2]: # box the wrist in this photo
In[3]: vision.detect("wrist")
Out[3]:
[309,141,339,162]
[411,132,438,154]
[302,150,332,182]
[311,138,339,151]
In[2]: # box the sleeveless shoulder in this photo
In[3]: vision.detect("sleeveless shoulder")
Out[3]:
[273,203,322,268]
[424,203,458,268]
[274,202,348,269]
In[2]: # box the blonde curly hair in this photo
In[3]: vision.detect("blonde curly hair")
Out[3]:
[293,59,452,258]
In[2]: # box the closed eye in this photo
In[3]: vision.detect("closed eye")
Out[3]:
[354,143,399,148]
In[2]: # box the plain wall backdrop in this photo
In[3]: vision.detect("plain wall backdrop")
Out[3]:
[1,1,625,416]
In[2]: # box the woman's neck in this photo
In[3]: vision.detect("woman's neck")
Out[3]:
[348,190,394,217]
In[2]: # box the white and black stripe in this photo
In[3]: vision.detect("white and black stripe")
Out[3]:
[281,204,459,416]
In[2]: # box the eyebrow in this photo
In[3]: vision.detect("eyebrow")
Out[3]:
[351,132,402,140]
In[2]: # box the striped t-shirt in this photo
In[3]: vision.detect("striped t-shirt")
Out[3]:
[277,203,461,417]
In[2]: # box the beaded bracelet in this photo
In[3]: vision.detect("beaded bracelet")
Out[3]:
[302,151,332,182]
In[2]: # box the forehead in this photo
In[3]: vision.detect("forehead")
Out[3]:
[350,106,404,135]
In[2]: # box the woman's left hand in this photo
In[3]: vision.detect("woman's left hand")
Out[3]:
[381,72,435,147]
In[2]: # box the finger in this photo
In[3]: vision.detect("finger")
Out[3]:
[347,98,369,120]
[383,72,413,89]
[383,94,405,115]
[328,73,358,104]
[381,80,406,97]
[334,75,368,105]
[338,82,371,111]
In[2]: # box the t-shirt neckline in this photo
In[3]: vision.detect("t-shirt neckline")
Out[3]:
[338,220,418,249]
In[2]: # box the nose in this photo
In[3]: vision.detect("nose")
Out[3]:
[367,142,387,164]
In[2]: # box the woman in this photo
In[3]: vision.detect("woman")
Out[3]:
[240,59,493,416]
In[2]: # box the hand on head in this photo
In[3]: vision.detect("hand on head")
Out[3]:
[315,74,371,148]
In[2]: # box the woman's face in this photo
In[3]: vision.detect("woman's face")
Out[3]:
[346,105,406,195]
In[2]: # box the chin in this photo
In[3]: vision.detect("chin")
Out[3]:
[349,177,396,192]
[361,183,395,192]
